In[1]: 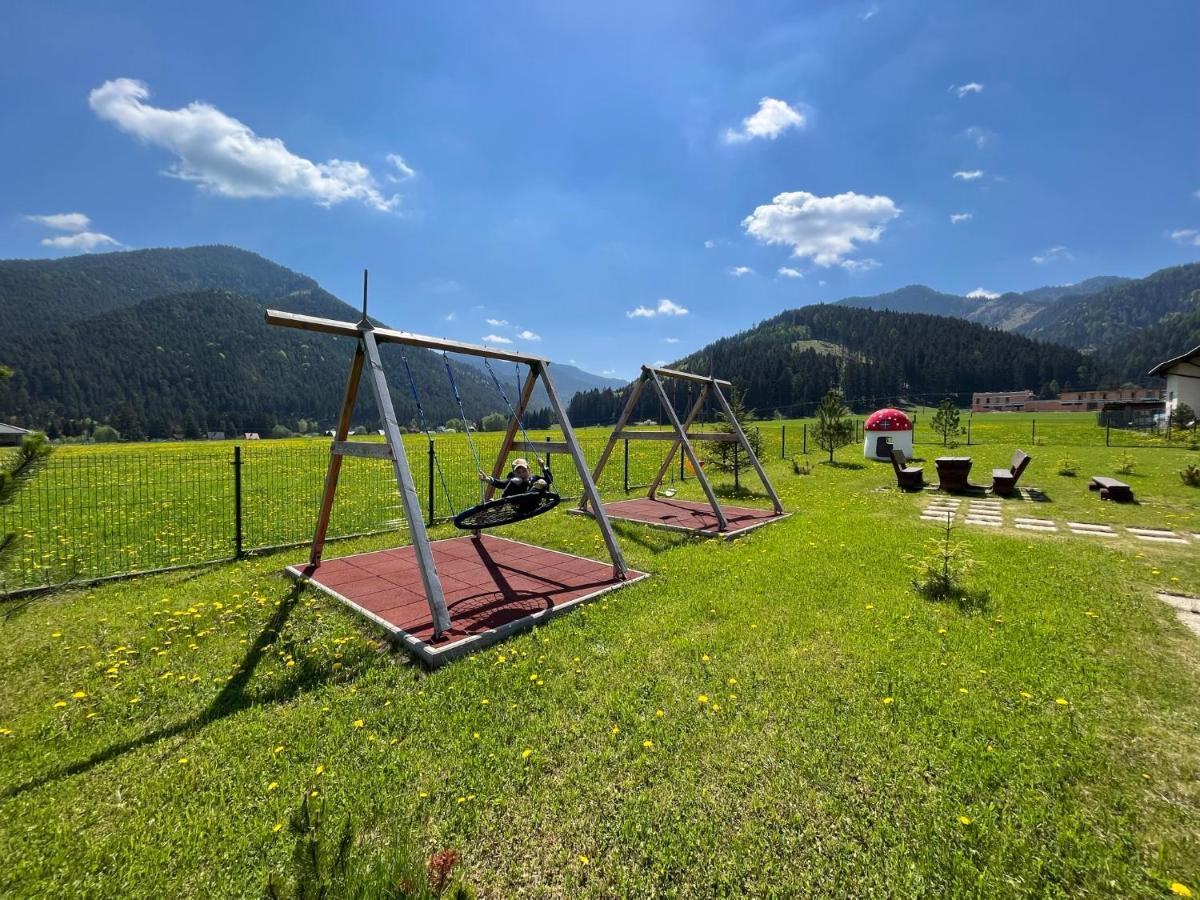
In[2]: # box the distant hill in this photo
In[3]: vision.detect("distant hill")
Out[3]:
[568,304,1103,425]
[0,246,608,438]
[833,276,1131,332]
[1091,290,1200,383]
[459,357,626,411]
[1015,263,1200,350]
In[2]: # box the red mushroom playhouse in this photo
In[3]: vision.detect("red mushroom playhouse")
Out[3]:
[863,408,913,461]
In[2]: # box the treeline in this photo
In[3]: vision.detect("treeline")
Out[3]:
[568,305,1107,426]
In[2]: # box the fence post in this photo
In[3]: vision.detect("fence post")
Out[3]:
[1106,421,1110,446]
[734,443,740,490]
[623,438,629,493]
[545,435,552,473]
[680,447,685,482]
[966,418,971,446]
[781,424,786,459]
[803,423,807,455]
[1032,418,1036,443]
[427,439,435,526]
[232,445,244,559]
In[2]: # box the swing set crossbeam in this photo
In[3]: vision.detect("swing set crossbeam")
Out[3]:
[265,309,547,365]
[510,440,572,454]
[331,440,394,460]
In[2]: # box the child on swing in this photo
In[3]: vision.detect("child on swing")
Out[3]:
[477,456,552,497]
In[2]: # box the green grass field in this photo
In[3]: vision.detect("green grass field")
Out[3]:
[1,413,1199,896]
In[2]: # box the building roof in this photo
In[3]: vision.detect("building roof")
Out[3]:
[1148,344,1200,377]
[0,422,32,436]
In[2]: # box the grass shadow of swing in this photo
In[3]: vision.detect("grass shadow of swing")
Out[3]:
[711,483,770,502]
[1,583,342,802]
[610,518,701,554]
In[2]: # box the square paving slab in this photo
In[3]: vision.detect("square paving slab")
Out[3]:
[572,497,789,538]
[288,535,648,666]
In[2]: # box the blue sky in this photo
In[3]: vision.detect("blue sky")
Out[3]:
[2,1,1198,379]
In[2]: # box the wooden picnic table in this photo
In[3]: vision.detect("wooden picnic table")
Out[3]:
[935,456,973,491]
[1089,475,1133,502]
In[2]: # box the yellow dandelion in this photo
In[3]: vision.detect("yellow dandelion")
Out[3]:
[579,855,590,864]
[522,748,534,759]
[72,691,87,699]
[866,604,875,610]
[643,740,653,749]
[352,719,364,729]
[273,744,284,754]
[702,654,711,662]
[882,697,894,705]
[267,782,278,791]
[178,757,189,765]
[938,628,947,634]
[728,677,737,685]
[314,764,325,776]
[1170,883,1192,897]
[1020,692,1033,699]
[53,700,68,709]
[611,725,620,735]
[698,694,709,704]
[1055,698,1068,706]
[958,815,972,825]
[656,709,665,717]
[272,822,284,833]
[958,688,969,694]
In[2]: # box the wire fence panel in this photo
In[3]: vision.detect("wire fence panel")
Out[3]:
[0,451,232,594]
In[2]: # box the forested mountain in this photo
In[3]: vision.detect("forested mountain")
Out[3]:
[833,276,1130,332]
[0,246,548,438]
[1092,291,1200,383]
[459,357,626,412]
[567,305,1104,426]
[1015,263,1200,350]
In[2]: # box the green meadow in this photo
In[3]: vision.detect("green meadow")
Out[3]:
[1,411,1199,896]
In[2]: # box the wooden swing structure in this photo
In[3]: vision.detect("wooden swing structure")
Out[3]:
[264,274,644,665]
[576,365,787,538]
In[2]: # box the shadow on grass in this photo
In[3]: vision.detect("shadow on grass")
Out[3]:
[823,461,866,470]
[610,519,700,554]
[711,483,770,502]
[914,581,994,615]
[1,582,336,802]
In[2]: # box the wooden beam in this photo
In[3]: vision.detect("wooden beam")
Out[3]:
[616,430,737,442]
[510,440,572,454]
[265,309,547,365]
[331,440,394,460]
[647,369,727,531]
[580,376,646,510]
[711,382,785,515]
[360,329,452,637]
[643,365,731,388]
[648,382,709,498]
[310,343,365,567]
[484,366,540,502]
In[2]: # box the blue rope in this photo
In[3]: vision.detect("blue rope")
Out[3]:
[484,358,533,449]
[401,353,457,517]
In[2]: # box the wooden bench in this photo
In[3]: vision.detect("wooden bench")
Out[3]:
[891,448,924,491]
[1089,476,1133,502]
[991,449,1031,497]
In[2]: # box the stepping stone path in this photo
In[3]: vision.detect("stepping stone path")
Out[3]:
[1126,527,1190,545]
[1067,521,1118,537]
[964,500,1003,527]
[920,498,960,523]
[914,501,1197,545]
[1014,516,1058,532]
[1156,592,1200,639]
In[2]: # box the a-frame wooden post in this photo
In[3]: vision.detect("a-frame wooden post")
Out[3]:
[309,343,364,567]
[578,377,646,512]
[648,381,709,499]
[646,369,728,531]
[711,381,784,515]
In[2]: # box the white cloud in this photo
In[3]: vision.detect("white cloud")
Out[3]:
[516,329,541,341]
[664,337,680,344]
[443,311,457,322]
[1194,189,1200,200]
[385,153,415,181]
[704,239,715,249]
[950,212,973,224]
[742,190,901,267]
[1032,245,1074,264]
[953,170,984,181]
[89,78,398,211]
[967,288,1000,299]
[777,266,803,278]
[953,82,984,98]
[40,231,121,251]
[653,359,667,367]
[729,265,753,277]
[840,257,880,273]
[860,4,880,20]
[627,298,689,319]
[1170,228,1200,247]
[485,318,508,326]
[963,126,992,148]
[724,97,807,143]
[27,212,91,231]
[481,333,513,344]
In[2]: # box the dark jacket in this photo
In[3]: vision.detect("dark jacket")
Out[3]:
[485,462,553,498]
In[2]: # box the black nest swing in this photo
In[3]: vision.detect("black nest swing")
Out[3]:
[452,490,562,530]
[407,351,565,533]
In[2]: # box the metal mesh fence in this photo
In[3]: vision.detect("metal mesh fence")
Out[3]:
[0,431,700,595]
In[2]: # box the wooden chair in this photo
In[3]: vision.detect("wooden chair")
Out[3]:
[991,449,1031,497]
[891,448,924,491]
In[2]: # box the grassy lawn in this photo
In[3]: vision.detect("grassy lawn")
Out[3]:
[1,417,1199,895]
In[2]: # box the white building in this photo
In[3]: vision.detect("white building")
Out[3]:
[1149,344,1200,420]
